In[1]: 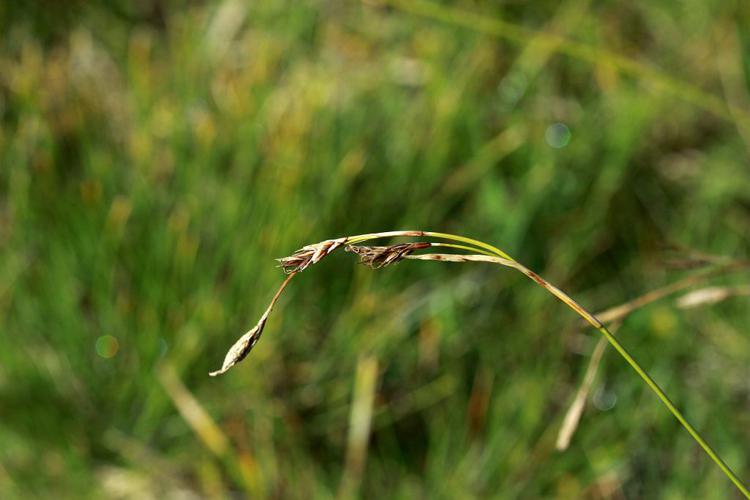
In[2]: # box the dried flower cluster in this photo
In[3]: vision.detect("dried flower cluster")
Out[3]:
[210,235,583,376]
[277,237,348,274]
[346,242,431,268]
[212,237,434,376]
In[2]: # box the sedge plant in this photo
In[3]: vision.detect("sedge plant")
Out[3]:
[211,230,749,497]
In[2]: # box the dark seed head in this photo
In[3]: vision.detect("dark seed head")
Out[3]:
[277,237,348,273]
[345,242,431,268]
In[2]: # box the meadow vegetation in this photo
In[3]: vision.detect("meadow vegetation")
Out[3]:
[1,0,749,497]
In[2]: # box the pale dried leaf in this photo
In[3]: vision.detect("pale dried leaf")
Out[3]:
[209,320,266,376]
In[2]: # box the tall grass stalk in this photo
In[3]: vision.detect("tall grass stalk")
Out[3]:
[213,230,749,497]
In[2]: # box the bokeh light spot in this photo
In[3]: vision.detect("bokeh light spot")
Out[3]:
[545,122,571,149]
[593,386,617,411]
[159,337,169,358]
[96,335,119,359]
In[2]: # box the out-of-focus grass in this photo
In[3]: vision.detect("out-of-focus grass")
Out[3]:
[1,0,749,497]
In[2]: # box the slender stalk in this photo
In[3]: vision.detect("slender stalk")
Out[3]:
[406,249,749,497]
[428,242,496,257]
[558,259,750,450]
[346,230,511,259]
[594,323,748,497]
[422,231,514,260]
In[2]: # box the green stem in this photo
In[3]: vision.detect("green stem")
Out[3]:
[429,242,496,256]
[477,240,749,496]
[345,230,748,496]
[347,230,512,260]
[592,323,749,497]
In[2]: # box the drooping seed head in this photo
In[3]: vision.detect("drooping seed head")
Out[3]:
[345,242,431,268]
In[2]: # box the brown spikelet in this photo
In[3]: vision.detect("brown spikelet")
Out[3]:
[345,242,431,268]
[277,237,348,274]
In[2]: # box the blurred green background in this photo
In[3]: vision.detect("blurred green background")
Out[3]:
[2,0,750,497]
